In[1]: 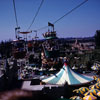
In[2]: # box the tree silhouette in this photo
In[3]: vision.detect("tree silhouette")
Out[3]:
[95,30,100,47]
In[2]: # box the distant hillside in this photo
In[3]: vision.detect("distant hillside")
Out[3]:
[58,36,95,43]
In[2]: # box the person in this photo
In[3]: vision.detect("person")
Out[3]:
[0,89,33,100]
[63,82,72,98]
[0,89,54,100]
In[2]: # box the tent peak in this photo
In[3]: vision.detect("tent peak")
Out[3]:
[64,63,67,66]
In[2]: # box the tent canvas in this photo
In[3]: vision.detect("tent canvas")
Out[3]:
[42,63,94,85]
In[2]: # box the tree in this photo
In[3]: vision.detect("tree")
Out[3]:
[95,30,100,47]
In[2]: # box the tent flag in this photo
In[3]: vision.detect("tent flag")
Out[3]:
[42,63,94,85]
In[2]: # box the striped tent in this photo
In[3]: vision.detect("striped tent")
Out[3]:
[42,63,94,85]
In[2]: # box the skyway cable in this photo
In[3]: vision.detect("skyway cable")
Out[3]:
[13,0,19,27]
[53,0,88,24]
[27,0,45,31]
[35,0,88,31]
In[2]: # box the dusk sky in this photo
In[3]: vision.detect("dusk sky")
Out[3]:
[0,0,100,41]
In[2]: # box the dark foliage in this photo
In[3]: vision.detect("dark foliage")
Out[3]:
[95,30,100,47]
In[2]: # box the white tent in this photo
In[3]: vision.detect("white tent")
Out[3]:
[42,63,94,85]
